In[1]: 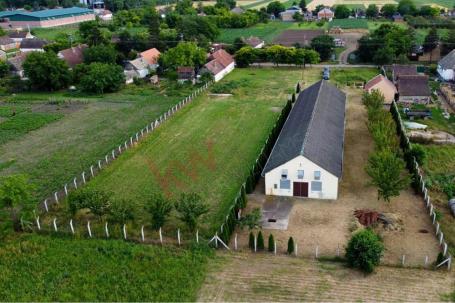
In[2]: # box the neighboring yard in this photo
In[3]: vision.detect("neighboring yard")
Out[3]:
[330,68,379,85]
[0,234,212,301]
[329,18,368,29]
[0,82,199,202]
[31,26,80,41]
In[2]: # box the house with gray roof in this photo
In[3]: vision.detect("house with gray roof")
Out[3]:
[437,49,455,82]
[262,80,346,200]
[396,75,431,104]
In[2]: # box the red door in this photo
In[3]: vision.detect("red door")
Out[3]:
[293,182,308,197]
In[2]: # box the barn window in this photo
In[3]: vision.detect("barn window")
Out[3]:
[281,169,288,179]
[311,181,322,192]
[297,170,304,179]
[314,171,321,180]
[274,184,277,189]
[280,179,290,189]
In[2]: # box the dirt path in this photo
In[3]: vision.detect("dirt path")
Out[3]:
[198,252,454,302]
[332,33,363,64]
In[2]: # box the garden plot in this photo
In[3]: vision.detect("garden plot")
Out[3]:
[235,88,440,266]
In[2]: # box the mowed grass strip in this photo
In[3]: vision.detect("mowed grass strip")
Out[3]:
[87,68,302,234]
[0,234,212,301]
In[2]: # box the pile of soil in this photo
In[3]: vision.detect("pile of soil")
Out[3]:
[353,209,403,231]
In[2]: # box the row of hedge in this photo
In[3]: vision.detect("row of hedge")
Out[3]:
[216,85,299,244]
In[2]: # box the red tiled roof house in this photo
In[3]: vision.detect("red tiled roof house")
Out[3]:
[202,49,234,82]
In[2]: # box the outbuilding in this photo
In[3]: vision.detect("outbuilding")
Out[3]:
[262,80,346,200]
[437,49,455,82]
[364,74,397,103]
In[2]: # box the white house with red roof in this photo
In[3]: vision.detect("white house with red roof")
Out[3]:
[203,49,234,82]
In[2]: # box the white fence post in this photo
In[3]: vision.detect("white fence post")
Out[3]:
[90,165,94,177]
[105,222,109,238]
[402,255,406,266]
[112,150,115,159]
[196,230,199,244]
[82,171,86,184]
[159,227,163,244]
[123,224,127,240]
[177,229,181,246]
[274,240,277,255]
[440,232,444,245]
[254,235,257,252]
[54,192,59,204]
[73,177,78,189]
[70,219,75,234]
[295,243,298,257]
[52,218,57,231]
[105,155,108,164]
[135,133,139,141]
[98,160,102,169]
[444,242,448,256]
[130,137,133,145]
[118,145,121,154]
[425,255,429,266]
[87,221,92,238]
[141,225,145,242]
[234,233,237,250]
[436,222,440,235]
[315,246,319,259]
[35,216,41,230]
[64,184,68,196]
[44,199,49,212]
[124,141,128,149]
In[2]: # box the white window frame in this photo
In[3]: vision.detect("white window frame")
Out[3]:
[297,170,304,179]
[311,181,322,192]
[314,171,321,180]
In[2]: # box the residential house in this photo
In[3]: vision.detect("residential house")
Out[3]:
[203,49,235,82]
[317,8,334,20]
[0,36,16,51]
[392,13,404,22]
[177,66,196,84]
[7,30,34,43]
[303,11,315,21]
[0,7,95,29]
[139,48,160,70]
[437,49,455,81]
[390,64,417,83]
[19,38,47,52]
[7,52,29,78]
[262,80,346,200]
[242,36,264,48]
[230,7,245,14]
[280,6,302,22]
[364,74,397,103]
[124,57,150,83]
[57,44,87,68]
[396,75,431,104]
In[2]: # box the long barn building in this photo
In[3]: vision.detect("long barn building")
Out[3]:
[262,80,346,200]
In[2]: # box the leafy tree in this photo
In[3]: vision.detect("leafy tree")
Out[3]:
[175,0,197,15]
[67,188,111,218]
[176,16,219,45]
[83,44,118,64]
[268,234,275,252]
[380,4,397,18]
[287,236,294,254]
[423,27,439,62]
[311,34,335,61]
[23,52,71,91]
[366,4,378,18]
[0,175,35,231]
[257,231,265,250]
[266,1,285,17]
[175,192,209,232]
[299,0,306,11]
[239,207,261,230]
[78,63,124,94]
[216,0,236,9]
[249,231,255,250]
[235,46,257,67]
[365,150,410,202]
[334,5,350,18]
[419,5,439,17]
[346,229,384,273]
[109,198,135,224]
[0,60,9,78]
[373,45,394,65]
[441,29,455,56]
[397,0,416,16]
[144,7,163,50]
[407,144,426,165]
[293,11,303,21]
[160,42,206,70]
[146,193,173,230]
[79,21,112,46]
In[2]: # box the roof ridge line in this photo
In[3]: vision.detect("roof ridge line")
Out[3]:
[300,80,323,155]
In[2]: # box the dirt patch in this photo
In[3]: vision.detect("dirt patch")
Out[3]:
[270,107,281,112]
[273,30,325,47]
[31,102,86,114]
[236,88,440,266]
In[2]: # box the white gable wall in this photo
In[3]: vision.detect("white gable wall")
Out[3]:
[213,61,235,82]
[264,155,339,200]
[437,65,454,81]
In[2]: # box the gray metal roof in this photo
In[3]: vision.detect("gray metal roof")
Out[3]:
[439,49,455,70]
[262,80,346,178]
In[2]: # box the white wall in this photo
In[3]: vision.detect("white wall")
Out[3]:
[264,155,339,200]
[437,65,454,81]
[214,62,234,82]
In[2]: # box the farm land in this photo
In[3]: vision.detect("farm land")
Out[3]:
[0,81,201,202]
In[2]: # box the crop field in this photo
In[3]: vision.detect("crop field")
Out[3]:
[76,68,304,236]
[217,21,328,44]
[0,234,212,301]
[0,82,198,202]
[328,18,368,29]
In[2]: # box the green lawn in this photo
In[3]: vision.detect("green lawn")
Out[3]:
[329,18,368,29]
[367,20,408,31]
[0,234,212,301]
[0,82,200,203]
[415,28,449,45]
[330,68,379,85]
[31,26,80,41]
[71,68,309,236]
[412,0,454,8]
[217,21,328,44]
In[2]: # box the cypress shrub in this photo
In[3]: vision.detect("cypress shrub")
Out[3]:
[296,82,301,93]
[291,93,296,103]
[257,231,264,251]
[268,234,275,252]
[249,232,255,251]
[287,237,294,255]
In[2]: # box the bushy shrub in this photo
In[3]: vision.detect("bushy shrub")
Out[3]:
[257,231,264,251]
[249,231,255,251]
[67,188,110,218]
[407,144,427,165]
[268,234,275,252]
[287,237,294,255]
[346,229,384,273]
